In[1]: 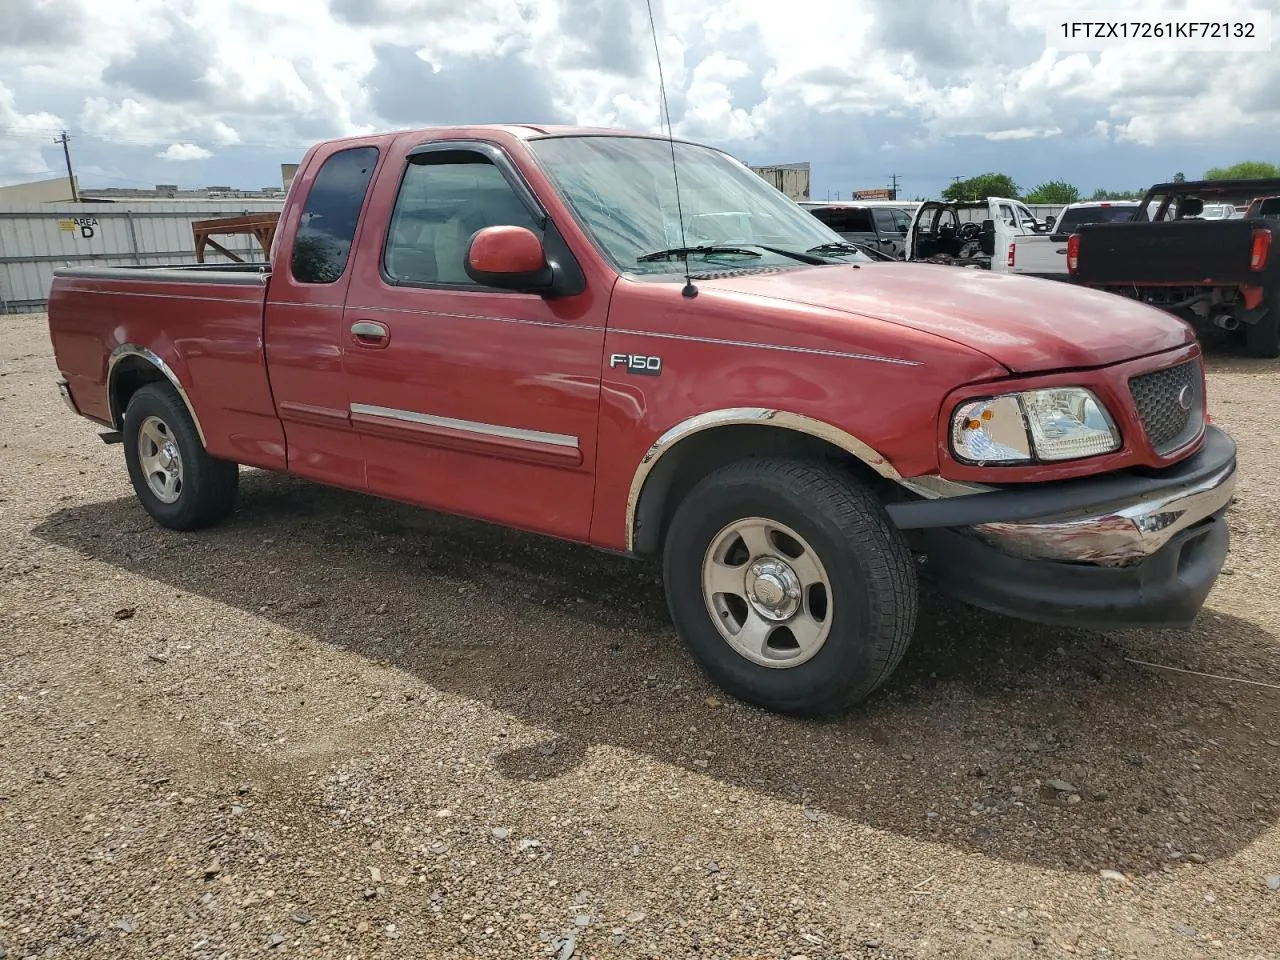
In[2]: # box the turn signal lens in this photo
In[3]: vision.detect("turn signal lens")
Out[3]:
[951,395,1032,464]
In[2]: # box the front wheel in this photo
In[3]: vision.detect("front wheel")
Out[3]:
[662,458,918,715]
[122,382,239,531]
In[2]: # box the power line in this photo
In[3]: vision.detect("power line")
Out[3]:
[55,130,78,202]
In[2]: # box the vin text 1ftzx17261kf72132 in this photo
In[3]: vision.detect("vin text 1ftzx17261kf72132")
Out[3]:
[48,124,1239,715]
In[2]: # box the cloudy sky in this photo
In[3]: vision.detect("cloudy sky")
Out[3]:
[1,0,1277,199]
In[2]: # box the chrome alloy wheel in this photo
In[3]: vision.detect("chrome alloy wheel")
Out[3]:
[700,517,833,669]
[137,414,184,504]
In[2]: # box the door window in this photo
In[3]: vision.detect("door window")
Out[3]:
[872,208,898,234]
[383,151,543,286]
[291,146,380,284]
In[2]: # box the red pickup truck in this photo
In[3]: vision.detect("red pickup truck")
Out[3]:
[48,125,1238,715]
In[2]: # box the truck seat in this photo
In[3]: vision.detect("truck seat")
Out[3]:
[385,211,439,283]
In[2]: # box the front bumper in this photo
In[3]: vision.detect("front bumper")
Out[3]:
[886,425,1238,629]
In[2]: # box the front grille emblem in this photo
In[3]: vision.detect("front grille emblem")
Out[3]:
[1176,385,1192,412]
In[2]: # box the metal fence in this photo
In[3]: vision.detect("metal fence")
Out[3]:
[0,200,284,314]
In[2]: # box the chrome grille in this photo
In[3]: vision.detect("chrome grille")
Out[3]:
[1128,359,1204,455]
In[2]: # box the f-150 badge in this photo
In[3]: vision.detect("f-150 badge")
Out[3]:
[609,353,663,376]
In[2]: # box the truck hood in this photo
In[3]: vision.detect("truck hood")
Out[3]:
[703,262,1194,373]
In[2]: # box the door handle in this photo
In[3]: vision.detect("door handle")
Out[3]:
[350,320,390,348]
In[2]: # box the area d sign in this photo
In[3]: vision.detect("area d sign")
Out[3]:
[58,216,99,239]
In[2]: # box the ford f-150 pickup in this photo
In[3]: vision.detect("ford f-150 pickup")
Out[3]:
[48,125,1239,716]
[1068,177,1280,358]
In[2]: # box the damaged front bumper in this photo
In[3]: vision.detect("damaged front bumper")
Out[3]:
[886,426,1238,629]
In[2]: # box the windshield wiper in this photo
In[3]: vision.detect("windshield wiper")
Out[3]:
[807,241,896,262]
[636,244,762,263]
[806,241,863,255]
[745,244,831,265]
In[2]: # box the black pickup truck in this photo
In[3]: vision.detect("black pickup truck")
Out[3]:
[1068,178,1280,358]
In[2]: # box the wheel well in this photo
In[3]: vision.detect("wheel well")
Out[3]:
[630,424,896,556]
[109,357,170,428]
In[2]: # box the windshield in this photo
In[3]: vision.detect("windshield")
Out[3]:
[527,135,869,275]
[1054,206,1139,233]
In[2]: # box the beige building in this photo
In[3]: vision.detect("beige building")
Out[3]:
[748,162,811,201]
[0,176,80,204]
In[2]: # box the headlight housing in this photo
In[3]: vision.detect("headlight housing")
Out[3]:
[951,387,1120,464]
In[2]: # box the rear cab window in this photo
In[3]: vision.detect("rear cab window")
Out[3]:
[291,146,380,284]
[1053,206,1138,236]
[812,207,875,234]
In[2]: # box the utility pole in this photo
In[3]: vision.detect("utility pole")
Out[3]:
[55,130,79,202]
[889,173,900,200]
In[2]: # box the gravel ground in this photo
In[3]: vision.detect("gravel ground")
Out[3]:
[2,311,1279,960]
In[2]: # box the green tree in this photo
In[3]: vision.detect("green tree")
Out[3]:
[1024,179,1081,204]
[942,173,1020,202]
[1172,172,1186,183]
[1088,187,1142,201]
[1204,161,1280,180]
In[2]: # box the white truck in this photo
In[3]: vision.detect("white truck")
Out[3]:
[904,196,1043,273]
[1009,201,1147,278]
[906,198,1147,281]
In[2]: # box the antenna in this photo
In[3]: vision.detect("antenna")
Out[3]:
[643,0,697,299]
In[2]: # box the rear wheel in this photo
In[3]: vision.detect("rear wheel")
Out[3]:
[1243,295,1280,359]
[122,382,239,531]
[661,458,918,715]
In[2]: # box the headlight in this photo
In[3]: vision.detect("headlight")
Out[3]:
[951,388,1120,465]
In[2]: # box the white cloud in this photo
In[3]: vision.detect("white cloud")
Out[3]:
[0,79,65,182]
[0,0,1274,192]
[156,142,213,162]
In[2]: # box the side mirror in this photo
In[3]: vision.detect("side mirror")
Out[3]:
[465,225,553,291]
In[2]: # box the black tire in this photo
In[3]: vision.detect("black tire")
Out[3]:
[122,382,238,531]
[1243,296,1280,359]
[662,457,918,716]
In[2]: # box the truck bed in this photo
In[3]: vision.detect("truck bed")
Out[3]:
[1072,218,1268,286]
[47,262,284,471]
[1009,233,1069,279]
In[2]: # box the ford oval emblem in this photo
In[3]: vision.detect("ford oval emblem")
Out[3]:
[1177,385,1192,411]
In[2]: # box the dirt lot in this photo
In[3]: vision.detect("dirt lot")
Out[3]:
[2,312,1278,960]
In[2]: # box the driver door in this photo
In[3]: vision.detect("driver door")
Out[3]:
[339,140,608,541]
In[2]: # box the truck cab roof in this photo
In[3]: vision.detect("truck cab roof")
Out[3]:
[314,123,706,149]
